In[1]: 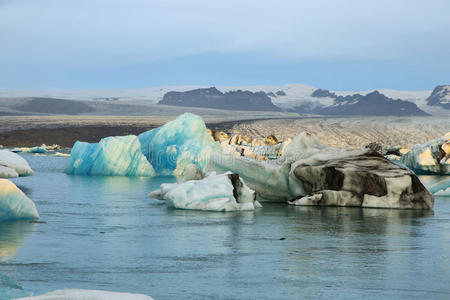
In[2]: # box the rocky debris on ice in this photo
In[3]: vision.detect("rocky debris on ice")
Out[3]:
[149,164,261,211]
[207,130,290,160]
[289,152,433,209]
[0,179,40,222]
[209,132,434,209]
[399,132,450,175]
[0,150,34,178]
[14,289,153,300]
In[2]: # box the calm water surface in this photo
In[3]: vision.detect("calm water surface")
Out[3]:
[0,154,449,299]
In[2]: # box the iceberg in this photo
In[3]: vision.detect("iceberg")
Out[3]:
[0,150,34,178]
[208,132,434,209]
[14,289,153,300]
[66,135,155,176]
[400,132,450,175]
[0,179,40,222]
[66,113,219,177]
[149,165,260,211]
[29,146,46,154]
[138,113,219,176]
[429,179,450,197]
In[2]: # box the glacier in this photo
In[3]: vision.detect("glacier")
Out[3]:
[66,113,219,177]
[149,165,261,212]
[0,150,34,178]
[66,135,155,176]
[0,179,40,222]
[14,289,153,300]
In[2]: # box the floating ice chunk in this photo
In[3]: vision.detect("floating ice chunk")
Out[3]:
[29,147,46,154]
[150,171,260,211]
[400,133,450,175]
[14,289,153,300]
[66,135,155,176]
[209,131,433,209]
[0,150,34,178]
[0,179,39,222]
[429,179,450,196]
[138,113,219,176]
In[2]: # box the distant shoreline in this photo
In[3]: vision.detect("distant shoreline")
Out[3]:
[0,118,270,148]
[0,115,447,149]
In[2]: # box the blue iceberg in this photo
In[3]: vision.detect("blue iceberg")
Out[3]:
[66,135,155,176]
[0,179,39,222]
[66,113,219,177]
[138,113,219,176]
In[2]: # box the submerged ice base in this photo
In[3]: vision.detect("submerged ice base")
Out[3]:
[0,179,39,222]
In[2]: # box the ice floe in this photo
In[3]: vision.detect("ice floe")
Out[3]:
[0,179,39,222]
[0,150,34,178]
[14,289,153,300]
[400,132,450,175]
[150,165,260,211]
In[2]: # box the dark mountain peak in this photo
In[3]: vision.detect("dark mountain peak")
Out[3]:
[366,90,382,96]
[426,85,450,109]
[312,88,337,98]
[159,87,281,112]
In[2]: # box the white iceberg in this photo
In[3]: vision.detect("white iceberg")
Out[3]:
[14,289,153,300]
[149,166,261,211]
[0,179,39,222]
[400,132,450,175]
[66,135,155,176]
[0,150,34,178]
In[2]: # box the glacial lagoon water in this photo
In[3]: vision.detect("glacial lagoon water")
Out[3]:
[1,154,449,299]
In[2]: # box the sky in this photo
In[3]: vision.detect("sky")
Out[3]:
[1,0,450,91]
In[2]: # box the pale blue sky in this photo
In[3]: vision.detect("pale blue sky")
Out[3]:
[1,0,449,90]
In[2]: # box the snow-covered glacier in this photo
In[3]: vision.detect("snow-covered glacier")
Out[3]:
[0,179,40,222]
[0,150,34,178]
[66,113,219,176]
[66,135,155,176]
